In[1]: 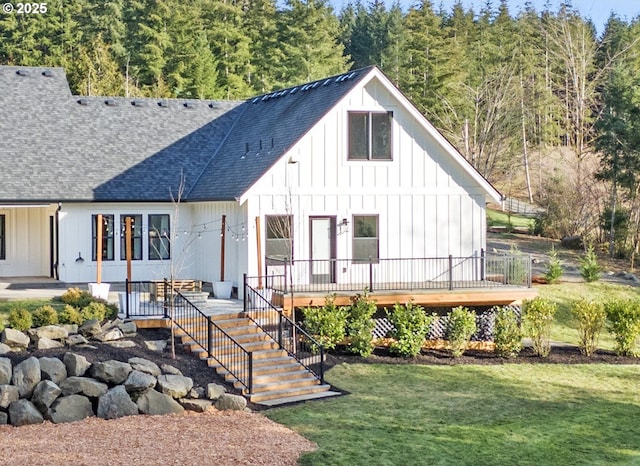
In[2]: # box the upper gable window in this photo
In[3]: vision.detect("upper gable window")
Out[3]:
[348,111,392,160]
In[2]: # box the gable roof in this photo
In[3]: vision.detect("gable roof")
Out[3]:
[0,65,500,204]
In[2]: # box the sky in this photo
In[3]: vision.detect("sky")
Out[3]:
[328,0,640,36]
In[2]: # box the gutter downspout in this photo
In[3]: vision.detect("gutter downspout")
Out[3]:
[54,202,61,280]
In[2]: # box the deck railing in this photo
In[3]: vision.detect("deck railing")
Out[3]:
[244,274,325,383]
[123,279,254,393]
[265,250,531,294]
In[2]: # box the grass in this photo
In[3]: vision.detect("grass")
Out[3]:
[0,298,65,326]
[487,208,533,230]
[267,363,640,465]
[536,282,640,350]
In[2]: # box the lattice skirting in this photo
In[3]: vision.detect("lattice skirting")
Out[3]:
[372,305,521,342]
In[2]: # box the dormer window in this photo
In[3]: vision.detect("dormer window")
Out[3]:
[348,111,392,160]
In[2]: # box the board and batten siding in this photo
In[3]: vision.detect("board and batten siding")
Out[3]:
[0,206,55,277]
[190,201,246,289]
[242,76,489,280]
[57,203,194,283]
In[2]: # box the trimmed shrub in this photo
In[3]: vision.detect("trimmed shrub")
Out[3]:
[8,308,33,331]
[571,300,606,357]
[105,302,119,321]
[0,319,4,333]
[302,294,348,352]
[31,305,59,327]
[60,287,93,308]
[58,304,84,325]
[580,245,601,283]
[81,302,108,322]
[523,297,557,357]
[447,306,477,357]
[345,290,377,357]
[493,306,523,358]
[386,300,434,358]
[604,299,640,357]
[545,246,563,284]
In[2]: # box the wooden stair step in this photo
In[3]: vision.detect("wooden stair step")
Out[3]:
[249,384,333,403]
[241,376,320,393]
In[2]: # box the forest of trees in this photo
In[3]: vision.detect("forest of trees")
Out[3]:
[2,0,640,263]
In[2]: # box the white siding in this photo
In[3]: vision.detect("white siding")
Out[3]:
[0,206,54,277]
[57,203,193,283]
[242,76,489,281]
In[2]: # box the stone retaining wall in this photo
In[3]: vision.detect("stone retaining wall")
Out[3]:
[0,321,247,427]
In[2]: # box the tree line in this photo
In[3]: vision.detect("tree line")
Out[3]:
[2,0,640,262]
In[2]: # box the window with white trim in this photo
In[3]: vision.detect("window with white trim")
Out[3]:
[265,215,293,265]
[352,215,379,262]
[348,111,392,160]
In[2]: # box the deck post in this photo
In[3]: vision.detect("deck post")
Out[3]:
[207,316,213,359]
[448,255,453,290]
[248,352,254,394]
[125,278,130,319]
[369,258,374,292]
[163,279,169,319]
[319,346,324,384]
[243,273,247,313]
[480,249,485,281]
[278,311,283,349]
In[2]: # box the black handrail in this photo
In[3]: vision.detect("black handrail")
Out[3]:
[244,274,325,384]
[124,279,254,393]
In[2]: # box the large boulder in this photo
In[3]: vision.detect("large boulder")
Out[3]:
[97,386,138,420]
[39,357,68,384]
[118,321,137,335]
[179,398,212,413]
[157,374,193,399]
[0,384,19,409]
[94,328,124,342]
[8,399,44,426]
[31,325,68,341]
[35,337,64,350]
[12,357,41,398]
[1,328,30,349]
[59,376,108,398]
[136,389,184,415]
[128,357,161,377]
[66,334,89,346]
[215,393,247,411]
[144,340,167,352]
[47,395,94,424]
[0,357,11,384]
[160,364,181,375]
[31,380,62,412]
[207,383,226,401]
[123,370,157,393]
[63,352,91,377]
[0,412,6,424]
[90,360,132,385]
[78,319,102,337]
[0,342,12,355]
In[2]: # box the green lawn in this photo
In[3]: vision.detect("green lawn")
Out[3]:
[0,299,66,326]
[267,363,640,465]
[536,282,640,350]
[487,208,533,229]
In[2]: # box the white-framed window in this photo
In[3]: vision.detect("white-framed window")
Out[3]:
[265,215,293,265]
[120,215,143,260]
[348,111,393,160]
[92,214,115,261]
[149,214,170,260]
[352,215,379,262]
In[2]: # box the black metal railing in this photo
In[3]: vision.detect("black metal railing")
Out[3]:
[244,274,325,383]
[265,250,531,294]
[124,279,254,393]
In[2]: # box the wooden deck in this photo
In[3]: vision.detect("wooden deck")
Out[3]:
[273,285,538,313]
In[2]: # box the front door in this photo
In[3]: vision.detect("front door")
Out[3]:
[310,216,336,284]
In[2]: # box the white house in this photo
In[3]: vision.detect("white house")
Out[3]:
[0,65,503,294]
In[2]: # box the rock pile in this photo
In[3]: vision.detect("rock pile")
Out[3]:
[0,322,248,427]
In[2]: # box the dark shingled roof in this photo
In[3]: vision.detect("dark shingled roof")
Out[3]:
[0,65,370,203]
